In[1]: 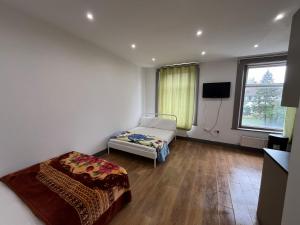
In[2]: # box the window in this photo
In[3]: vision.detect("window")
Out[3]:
[156,64,199,130]
[233,55,287,132]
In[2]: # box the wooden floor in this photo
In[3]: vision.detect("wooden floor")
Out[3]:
[102,139,263,225]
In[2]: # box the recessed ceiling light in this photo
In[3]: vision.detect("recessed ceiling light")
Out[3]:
[152,58,156,62]
[196,30,203,37]
[274,13,285,22]
[254,44,259,48]
[86,12,94,21]
[131,44,136,49]
[201,51,206,55]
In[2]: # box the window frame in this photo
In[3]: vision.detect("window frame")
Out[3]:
[232,54,288,133]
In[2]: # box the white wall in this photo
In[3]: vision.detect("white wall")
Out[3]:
[144,60,268,145]
[0,3,143,176]
[188,60,268,144]
[282,102,300,225]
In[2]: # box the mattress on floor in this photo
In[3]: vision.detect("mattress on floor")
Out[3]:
[0,152,131,225]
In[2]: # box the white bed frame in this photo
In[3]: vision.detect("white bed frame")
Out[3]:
[107,113,177,168]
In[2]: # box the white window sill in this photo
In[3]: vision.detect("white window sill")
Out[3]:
[234,127,283,134]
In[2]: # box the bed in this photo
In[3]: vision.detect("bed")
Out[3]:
[107,114,177,167]
[0,151,131,225]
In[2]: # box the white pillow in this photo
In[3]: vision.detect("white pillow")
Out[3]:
[152,118,176,131]
[139,117,155,127]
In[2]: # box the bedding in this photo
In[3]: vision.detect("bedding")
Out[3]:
[131,127,175,144]
[108,116,176,167]
[139,117,176,131]
[111,131,169,162]
[0,151,131,225]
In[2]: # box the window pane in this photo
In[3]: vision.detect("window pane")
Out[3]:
[246,66,286,85]
[241,64,286,130]
[241,86,285,130]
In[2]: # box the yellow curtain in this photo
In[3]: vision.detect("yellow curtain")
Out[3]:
[284,107,297,143]
[158,65,198,130]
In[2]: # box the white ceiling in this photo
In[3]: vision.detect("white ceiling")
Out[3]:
[2,0,300,67]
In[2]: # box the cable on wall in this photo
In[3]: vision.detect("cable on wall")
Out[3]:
[204,98,223,135]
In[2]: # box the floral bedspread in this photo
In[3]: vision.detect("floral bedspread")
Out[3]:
[60,151,127,180]
[1,151,131,225]
[112,131,170,162]
[55,151,130,190]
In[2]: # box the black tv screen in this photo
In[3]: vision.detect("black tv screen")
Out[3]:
[202,82,231,98]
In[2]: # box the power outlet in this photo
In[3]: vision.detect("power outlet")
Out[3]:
[204,128,210,132]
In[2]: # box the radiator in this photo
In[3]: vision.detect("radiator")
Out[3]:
[240,136,268,149]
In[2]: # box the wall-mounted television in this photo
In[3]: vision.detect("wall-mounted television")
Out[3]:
[202,82,231,98]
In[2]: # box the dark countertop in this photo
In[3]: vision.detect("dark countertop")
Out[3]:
[263,148,290,173]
